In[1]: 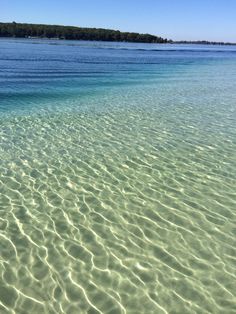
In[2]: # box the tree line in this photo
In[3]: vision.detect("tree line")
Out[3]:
[175,40,236,46]
[0,22,169,43]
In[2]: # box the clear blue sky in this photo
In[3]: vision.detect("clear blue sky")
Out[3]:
[1,0,236,42]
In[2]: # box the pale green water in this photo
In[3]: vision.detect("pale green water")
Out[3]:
[0,39,236,313]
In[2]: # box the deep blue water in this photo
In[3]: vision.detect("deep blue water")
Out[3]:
[1,38,236,114]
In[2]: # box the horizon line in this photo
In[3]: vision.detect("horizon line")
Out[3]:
[1,21,236,45]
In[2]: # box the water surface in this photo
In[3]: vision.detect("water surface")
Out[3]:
[0,39,236,313]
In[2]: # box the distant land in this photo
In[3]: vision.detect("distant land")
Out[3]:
[0,22,168,43]
[175,40,236,46]
[0,22,235,45]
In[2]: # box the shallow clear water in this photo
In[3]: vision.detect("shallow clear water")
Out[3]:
[0,38,236,314]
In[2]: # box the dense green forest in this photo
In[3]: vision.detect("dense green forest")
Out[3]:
[0,22,168,43]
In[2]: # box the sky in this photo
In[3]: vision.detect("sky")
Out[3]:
[1,0,236,42]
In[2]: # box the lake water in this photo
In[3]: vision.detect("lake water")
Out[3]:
[0,38,236,313]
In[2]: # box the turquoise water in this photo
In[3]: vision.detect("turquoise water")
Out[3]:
[0,38,236,313]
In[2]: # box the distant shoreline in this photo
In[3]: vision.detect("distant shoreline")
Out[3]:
[174,40,236,46]
[1,36,236,46]
[0,22,167,44]
[0,22,235,45]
